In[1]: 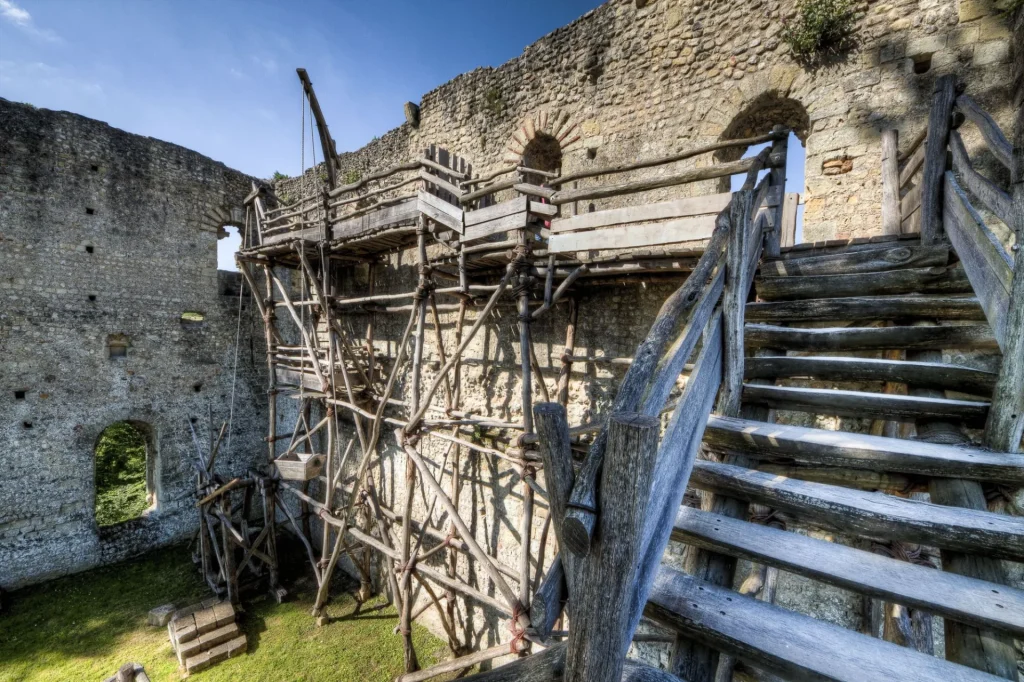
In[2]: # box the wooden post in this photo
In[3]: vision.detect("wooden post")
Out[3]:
[718,190,751,417]
[881,129,901,235]
[221,494,237,605]
[763,125,787,258]
[984,84,1024,453]
[920,75,956,244]
[556,297,578,407]
[564,412,659,682]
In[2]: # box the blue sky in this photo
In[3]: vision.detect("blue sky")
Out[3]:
[0,0,603,179]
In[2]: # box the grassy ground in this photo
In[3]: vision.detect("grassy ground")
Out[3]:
[0,544,453,681]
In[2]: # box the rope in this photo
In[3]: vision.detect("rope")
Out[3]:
[508,602,528,654]
[225,259,245,460]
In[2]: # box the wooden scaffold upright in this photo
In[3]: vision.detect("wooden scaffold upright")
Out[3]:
[233,67,1024,682]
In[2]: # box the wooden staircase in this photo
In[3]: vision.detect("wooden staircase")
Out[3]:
[657,234,1024,681]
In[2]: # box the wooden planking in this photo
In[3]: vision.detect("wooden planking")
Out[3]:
[672,508,1024,637]
[900,181,923,221]
[755,264,972,300]
[261,223,322,246]
[703,415,1024,483]
[955,94,1013,170]
[949,131,1013,226]
[943,172,1012,349]
[461,211,529,243]
[548,215,716,253]
[741,384,990,426]
[743,355,996,394]
[465,196,528,227]
[881,129,902,235]
[774,233,918,260]
[530,200,558,219]
[688,460,1024,560]
[646,567,1001,682]
[745,322,998,351]
[758,244,948,277]
[745,295,986,322]
[899,143,927,188]
[779,192,799,248]
[553,191,732,233]
[416,191,463,233]
[332,196,419,240]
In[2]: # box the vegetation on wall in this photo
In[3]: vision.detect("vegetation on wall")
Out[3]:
[343,169,362,184]
[271,171,290,181]
[94,421,149,527]
[482,86,505,118]
[780,0,856,62]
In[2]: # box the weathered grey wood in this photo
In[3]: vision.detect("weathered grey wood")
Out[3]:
[745,322,997,351]
[720,191,752,417]
[984,105,1024,453]
[531,402,576,639]
[955,95,1013,170]
[689,460,1024,560]
[882,129,902,234]
[920,75,956,243]
[550,157,772,206]
[566,413,659,682]
[645,567,1005,682]
[779,193,799,248]
[763,126,787,258]
[949,131,1013,226]
[755,264,971,300]
[900,142,927,188]
[944,172,1013,349]
[548,215,717,253]
[899,127,929,165]
[742,355,996,395]
[627,313,723,636]
[561,216,730,556]
[530,200,558,219]
[462,642,684,682]
[465,196,528,227]
[673,507,1024,636]
[550,190,770,233]
[530,556,566,642]
[332,196,420,240]
[461,211,529,242]
[745,294,984,322]
[703,415,1024,482]
[901,180,924,220]
[758,244,949,278]
[416,191,463,233]
[741,384,989,426]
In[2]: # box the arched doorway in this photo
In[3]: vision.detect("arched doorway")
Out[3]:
[94,421,155,526]
[521,131,563,185]
[218,224,242,272]
[717,93,810,243]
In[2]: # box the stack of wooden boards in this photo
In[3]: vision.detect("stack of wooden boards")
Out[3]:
[167,598,247,675]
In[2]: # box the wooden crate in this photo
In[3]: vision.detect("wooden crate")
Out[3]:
[273,453,324,481]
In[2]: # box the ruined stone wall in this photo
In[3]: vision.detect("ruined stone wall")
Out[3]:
[0,98,269,589]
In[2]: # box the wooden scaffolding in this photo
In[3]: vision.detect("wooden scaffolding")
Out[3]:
[230,70,1024,681]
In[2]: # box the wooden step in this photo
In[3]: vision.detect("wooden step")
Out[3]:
[773,233,920,261]
[755,264,972,301]
[743,356,997,396]
[646,566,1004,682]
[759,244,949,277]
[688,460,1024,561]
[745,323,998,351]
[745,295,985,322]
[703,415,1024,483]
[672,508,1024,637]
[741,384,989,426]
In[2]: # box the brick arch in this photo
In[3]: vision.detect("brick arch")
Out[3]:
[201,203,245,236]
[502,109,583,165]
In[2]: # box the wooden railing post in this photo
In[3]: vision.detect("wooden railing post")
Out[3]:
[920,75,956,244]
[763,125,788,258]
[718,190,752,417]
[564,412,660,682]
[881,129,901,235]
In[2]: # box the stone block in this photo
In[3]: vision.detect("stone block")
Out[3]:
[193,607,218,636]
[212,602,236,628]
[147,603,175,627]
[958,0,994,23]
[976,15,1011,40]
[973,39,1009,65]
[906,35,946,57]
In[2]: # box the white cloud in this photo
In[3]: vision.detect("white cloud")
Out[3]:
[250,55,277,74]
[228,67,246,79]
[0,60,102,96]
[0,0,61,43]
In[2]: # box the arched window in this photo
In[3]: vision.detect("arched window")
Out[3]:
[218,224,242,272]
[94,421,154,526]
[521,132,563,185]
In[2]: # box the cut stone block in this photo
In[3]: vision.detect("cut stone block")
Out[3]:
[193,607,218,636]
[176,622,240,664]
[211,602,235,628]
[147,603,176,627]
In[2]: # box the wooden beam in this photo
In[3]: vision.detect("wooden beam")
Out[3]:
[755,264,971,300]
[703,415,1024,483]
[296,68,338,189]
[745,322,997,351]
[689,460,1024,561]
[920,75,956,243]
[757,244,948,278]
[882,129,902,234]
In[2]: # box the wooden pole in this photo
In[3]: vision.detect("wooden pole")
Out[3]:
[881,129,902,235]
[556,297,578,407]
[920,75,956,244]
[718,190,751,416]
[763,125,788,258]
[565,412,660,682]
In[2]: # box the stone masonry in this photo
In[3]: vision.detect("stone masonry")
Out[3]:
[0,99,269,589]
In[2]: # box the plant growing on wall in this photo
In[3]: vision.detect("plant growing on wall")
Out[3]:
[343,169,362,184]
[483,86,505,118]
[272,170,290,181]
[780,0,856,62]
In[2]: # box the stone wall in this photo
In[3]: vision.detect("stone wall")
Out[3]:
[0,98,269,589]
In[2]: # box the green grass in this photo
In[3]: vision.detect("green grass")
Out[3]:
[94,422,149,527]
[0,545,453,681]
